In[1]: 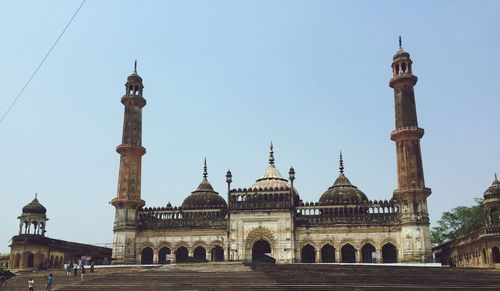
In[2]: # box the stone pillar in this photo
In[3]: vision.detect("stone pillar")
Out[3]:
[335,249,341,263]
[356,249,361,263]
[316,249,321,263]
[153,251,158,264]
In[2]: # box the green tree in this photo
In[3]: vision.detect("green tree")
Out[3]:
[431,198,486,245]
[0,266,15,290]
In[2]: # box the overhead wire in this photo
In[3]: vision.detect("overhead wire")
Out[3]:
[0,0,87,126]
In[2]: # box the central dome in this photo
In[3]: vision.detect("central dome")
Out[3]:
[182,160,227,209]
[319,153,368,205]
[249,143,291,191]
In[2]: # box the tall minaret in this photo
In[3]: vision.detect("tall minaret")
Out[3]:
[389,38,432,262]
[111,61,146,264]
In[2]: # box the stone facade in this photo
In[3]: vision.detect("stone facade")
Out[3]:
[112,44,433,264]
[7,196,111,270]
[433,177,500,267]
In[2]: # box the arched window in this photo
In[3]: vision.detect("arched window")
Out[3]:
[361,243,376,263]
[341,244,356,263]
[158,247,171,264]
[211,245,224,262]
[175,246,189,263]
[492,247,500,263]
[140,247,154,264]
[382,243,397,263]
[193,246,207,262]
[321,244,335,263]
[301,244,316,263]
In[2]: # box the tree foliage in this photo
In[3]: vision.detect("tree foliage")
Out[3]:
[431,198,486,246]
[0,266,15,289]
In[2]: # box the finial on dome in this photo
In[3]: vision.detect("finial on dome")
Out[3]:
[496,173,498,181]
[269,141,275,165]
[399,36,402,50]
[35,193,37,199]
[134,60,137,73]
[203,157,208,179]
[339,151,344,174]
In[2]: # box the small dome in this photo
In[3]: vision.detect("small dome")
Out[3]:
[181,159,227,209]
[319,173,368,204]
[182,179,227,209]
[127,61,143,83]
[22,195,47,215]
[484,175,500,199]
[127,72,142,83]
[319,152,368,205]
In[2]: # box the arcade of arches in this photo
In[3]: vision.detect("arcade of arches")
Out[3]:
[299,242,397,264]
[139,244,226,264]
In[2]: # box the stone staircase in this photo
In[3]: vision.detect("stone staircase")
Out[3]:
[4,263,500,290]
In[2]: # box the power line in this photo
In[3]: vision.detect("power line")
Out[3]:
[0,0,87,126]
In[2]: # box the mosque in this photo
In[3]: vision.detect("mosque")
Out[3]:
[110,42,434,265]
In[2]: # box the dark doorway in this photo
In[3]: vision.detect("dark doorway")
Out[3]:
[176,246,188,263]
[193,246,207,262]
[341,244,356,263]
[382,243,397,263]
[158,247,171,264]
[211,245,224,262]
[492,247,500,263]
[361,243,376,263]
[27,253,35,268]
[252,240,274,263]
[321,244,335,263]
[141,247,153,264]
[301,244,316,263]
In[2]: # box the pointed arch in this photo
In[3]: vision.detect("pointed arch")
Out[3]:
[245,226,276,257]
[382,243,398,263]
[321,244,335,263]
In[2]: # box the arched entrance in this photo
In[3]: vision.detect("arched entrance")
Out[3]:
[301,244,316,263]
[26,253,35,268]
[193,246,207,262]
[141,247,153,264]
[492,247,500,263]
[321,244,335,263]
[341,244,356,263]
[158,247,171,264]
[382,243,397,263]
[361,243,376,263]
[252,239,273,263]
[175,246,188,263]
[13,253,21,268]
[211,245,224,262]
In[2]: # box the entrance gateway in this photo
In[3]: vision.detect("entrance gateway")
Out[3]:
[252,240,274,263]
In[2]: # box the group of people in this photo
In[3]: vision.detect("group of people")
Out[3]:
[27,260,95,290]
[27,273,52,291]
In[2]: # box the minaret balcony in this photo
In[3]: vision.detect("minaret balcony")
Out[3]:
[390,126,424,141]
[389,74,417,87]
[116,144,146,155]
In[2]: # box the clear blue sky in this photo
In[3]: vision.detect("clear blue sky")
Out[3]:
[1,0,499,253]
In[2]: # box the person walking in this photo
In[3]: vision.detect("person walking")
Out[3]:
[90,261,94,273]
[66,263,72,276]
[73,263,77,276]
[80,265,85,283]
[27,277,34,291]
[45,273,53,291]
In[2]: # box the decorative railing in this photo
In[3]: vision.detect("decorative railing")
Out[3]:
[138,207,227,229]
[296,199,399,226]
